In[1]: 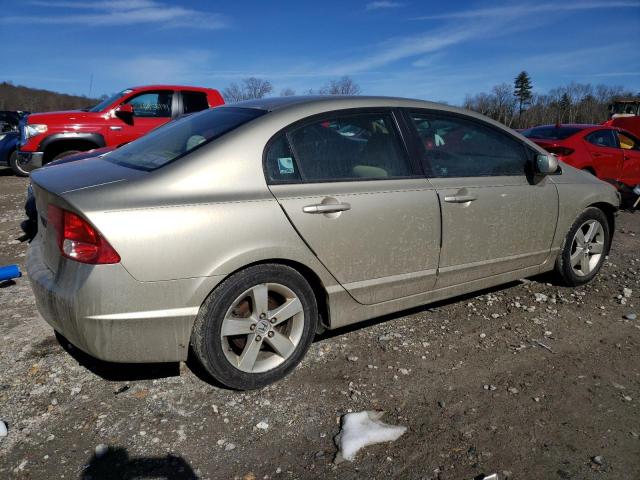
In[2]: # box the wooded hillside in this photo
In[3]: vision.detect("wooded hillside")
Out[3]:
[0,82,101,113]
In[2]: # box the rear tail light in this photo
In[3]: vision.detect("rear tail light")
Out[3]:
[47,205,120,264]
[545,146,574,157]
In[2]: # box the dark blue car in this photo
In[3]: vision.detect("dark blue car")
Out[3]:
[0,111,29,176]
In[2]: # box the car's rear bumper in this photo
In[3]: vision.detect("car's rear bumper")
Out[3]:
[26,236,218,363]
[17,150,44,171]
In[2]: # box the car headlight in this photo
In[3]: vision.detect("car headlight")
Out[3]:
[24,124,48,139]
[0,134,6,141]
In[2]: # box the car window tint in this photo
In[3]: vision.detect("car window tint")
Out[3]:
[105,107,266,171]
[521,125,583,140]
[586,130,617,148]
[124,91,173,118]
[265,134,301,183]
[182,91,209,114]
[410,113,526,177]
[288,113,411,182]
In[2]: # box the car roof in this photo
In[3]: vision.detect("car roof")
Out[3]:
[127,85,220,93]
[223,95,456,113]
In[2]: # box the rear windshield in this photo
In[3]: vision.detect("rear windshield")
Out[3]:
[521,126,584,140]
[105,107,266,171]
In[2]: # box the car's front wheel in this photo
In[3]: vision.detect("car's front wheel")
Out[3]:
[9,150,28,177]
[554,207,610,286]
[191,264,318,390]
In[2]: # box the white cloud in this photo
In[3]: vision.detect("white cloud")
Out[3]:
[366,1,404,11]
[414,1,640,20]
[4,1,227,29]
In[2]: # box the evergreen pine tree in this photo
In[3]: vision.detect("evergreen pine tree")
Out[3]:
[514,71,533,121]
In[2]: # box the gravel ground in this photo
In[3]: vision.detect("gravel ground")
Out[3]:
[0,169,638,480]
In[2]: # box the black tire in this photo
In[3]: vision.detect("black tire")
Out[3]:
[554,207,610,286]
[52,150,81,162]
[191,264,318,390]
[9,150,28,177]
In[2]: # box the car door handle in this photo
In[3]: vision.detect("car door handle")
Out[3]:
[302,202,351,214]
[443,194,477,203]
[109,126,122,131]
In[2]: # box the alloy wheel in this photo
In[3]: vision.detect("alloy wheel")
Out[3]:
[569,219,605,277]
[220,283,304,373]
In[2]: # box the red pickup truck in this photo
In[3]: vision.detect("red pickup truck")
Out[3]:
[16,85,224,176]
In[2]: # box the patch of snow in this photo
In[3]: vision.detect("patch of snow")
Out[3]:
[334,411,406,463]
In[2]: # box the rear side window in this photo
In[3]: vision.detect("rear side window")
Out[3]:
[521,126,584,140]
[410,113,526,177]
[124,91,173,118]
[265,135,301,183]
[284,112,411,182]
[586,130,618,148]
[182,91,209,114]
[618,131,639,150]
[105,107,266,171]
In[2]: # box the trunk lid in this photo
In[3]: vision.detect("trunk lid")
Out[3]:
[30,157,146,273]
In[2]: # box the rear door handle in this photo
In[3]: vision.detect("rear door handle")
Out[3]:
[109,126,122,131]
[302,202,351,214]
[443,194,477,203]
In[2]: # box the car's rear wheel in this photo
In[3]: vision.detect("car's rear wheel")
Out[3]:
[191,264,317,390]
[9,150,28,177]
[554,207,610,286]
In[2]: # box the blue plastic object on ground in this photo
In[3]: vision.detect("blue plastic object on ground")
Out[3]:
[0,265,22,282]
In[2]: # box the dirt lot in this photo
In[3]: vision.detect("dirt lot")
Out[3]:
[0,169,638,480]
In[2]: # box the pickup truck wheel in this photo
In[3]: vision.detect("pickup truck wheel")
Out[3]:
[52,150,81,162]
[191,264,318,390]
[9,150,28,177]
[554,207,610,286]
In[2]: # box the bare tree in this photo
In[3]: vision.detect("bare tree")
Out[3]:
[280,87,296,97]
[463,80,634,128]
[222,77,273,103]
[319,76,361,95]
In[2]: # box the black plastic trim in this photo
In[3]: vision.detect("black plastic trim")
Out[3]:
[38,132,106,152]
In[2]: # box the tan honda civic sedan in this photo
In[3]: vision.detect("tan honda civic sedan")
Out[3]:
[27,96,619,389]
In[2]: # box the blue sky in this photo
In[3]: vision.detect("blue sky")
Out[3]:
[1,0,639,104]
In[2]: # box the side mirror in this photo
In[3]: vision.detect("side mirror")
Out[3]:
[535,153,559,175]
[115,104,134,119]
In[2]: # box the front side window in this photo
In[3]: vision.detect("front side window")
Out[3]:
[410,113,526,177]
[124,91,173,118]
[586,130,618,149]
[285,112,411,182]
[105,107,266,171]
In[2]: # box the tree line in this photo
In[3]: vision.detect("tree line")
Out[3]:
[1,73,637,131]
[222,76,361,102]
[0,81,101,113]
[463,71,637,129]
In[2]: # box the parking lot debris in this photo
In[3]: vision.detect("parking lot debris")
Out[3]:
[623,287,632,298]
[0,264,21,282]
[0,420,7,438]
[94,444,108,459]
[624,313,637,320]
[334,411,406,463]
[532,340,555,354]
[255,421,269,431]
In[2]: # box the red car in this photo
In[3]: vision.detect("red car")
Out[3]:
[521,124,640,189]
[16,85,224,176]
